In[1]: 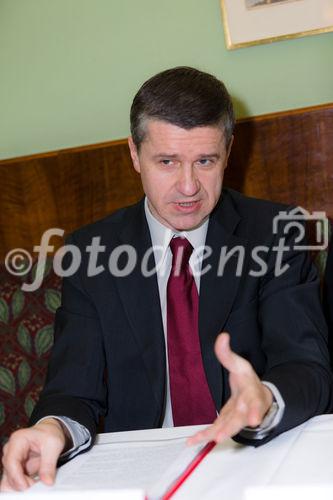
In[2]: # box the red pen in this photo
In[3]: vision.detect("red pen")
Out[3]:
[160,441,216,500]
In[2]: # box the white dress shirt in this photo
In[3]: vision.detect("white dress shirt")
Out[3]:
[144,197,210,427]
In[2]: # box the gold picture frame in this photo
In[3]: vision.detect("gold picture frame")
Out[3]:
[220,0,333,50]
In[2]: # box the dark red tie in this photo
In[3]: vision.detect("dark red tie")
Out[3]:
[167,237,216,426]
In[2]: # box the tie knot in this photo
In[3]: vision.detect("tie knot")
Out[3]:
[170,237,193,270]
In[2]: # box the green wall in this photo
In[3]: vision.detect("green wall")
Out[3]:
[1,0,332,159]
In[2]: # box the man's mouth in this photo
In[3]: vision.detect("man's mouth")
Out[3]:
[173,200,201,213]
[177,201,197,207]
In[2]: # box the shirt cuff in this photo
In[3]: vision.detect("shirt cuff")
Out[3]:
[36,415,92,460]
[239,381,285,440]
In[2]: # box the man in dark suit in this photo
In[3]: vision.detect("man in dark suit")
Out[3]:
[1,66,332,492]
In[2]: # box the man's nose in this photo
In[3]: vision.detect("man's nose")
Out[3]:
[177,165,200,196]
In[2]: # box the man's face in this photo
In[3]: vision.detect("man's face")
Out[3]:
[128,120,233,231]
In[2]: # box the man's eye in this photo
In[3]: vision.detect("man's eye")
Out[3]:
[160,159,172,165]
[197,159,211,166]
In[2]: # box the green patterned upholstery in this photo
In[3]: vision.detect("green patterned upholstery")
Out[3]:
[0,260,61,466]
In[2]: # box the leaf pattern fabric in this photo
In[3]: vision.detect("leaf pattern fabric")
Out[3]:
[17,323,32,354]
[0,403,4,426]
[0,258,61,469]
[45,289,61,314]
[12,289,25,319]
[0,298,9,324]
[0,366,15,395]
[18,359,31,389]
[35,325,54,357]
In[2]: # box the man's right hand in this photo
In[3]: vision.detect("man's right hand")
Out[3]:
[0,418,71,492]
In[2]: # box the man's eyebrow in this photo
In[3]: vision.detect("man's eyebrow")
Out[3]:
[152,153,221,160]
[197,153,220,159]
[153,154,179,159]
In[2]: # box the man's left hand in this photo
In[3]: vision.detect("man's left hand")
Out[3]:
[187,332,273,445]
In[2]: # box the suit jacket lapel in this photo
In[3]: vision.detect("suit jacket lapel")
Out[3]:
[199,191,247,409]
[115,200,166,418]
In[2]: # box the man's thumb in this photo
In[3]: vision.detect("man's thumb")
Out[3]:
[214,332,243,372]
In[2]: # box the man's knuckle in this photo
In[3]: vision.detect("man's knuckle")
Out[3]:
[11,428,24,438]
[235,399,247,414]
[9,428,29,443]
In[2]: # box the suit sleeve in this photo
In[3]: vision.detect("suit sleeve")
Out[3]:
[235,217,333,447]
[29,235,107,442]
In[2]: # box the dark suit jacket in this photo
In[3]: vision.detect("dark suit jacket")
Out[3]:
[30,188,333,446]
[324,234,333,366]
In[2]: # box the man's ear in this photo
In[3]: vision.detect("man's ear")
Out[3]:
[128,137,141,173]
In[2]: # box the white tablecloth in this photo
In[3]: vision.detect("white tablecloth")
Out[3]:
[171,415,333,499]
[8,415,333,499]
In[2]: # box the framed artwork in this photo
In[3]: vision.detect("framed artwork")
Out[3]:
[220,0,333,49]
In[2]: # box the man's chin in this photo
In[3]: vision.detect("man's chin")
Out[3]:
[170,215,208,232]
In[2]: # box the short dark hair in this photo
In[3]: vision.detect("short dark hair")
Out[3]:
[130,66,235,149]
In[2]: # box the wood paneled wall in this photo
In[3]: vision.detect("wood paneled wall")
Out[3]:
[0,140,143,259]
[1,103,332,260]
[225,104,333,214]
